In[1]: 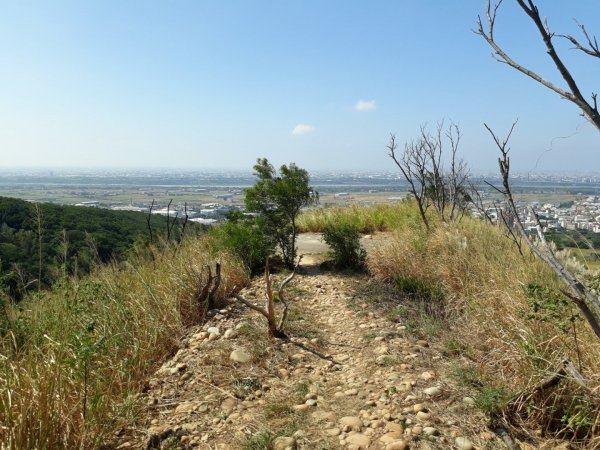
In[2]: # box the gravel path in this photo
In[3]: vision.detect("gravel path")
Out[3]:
[111,237,505,450]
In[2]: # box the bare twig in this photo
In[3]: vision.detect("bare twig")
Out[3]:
[560,21,600,59]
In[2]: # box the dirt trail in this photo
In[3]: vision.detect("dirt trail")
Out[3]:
[112,238,505,450]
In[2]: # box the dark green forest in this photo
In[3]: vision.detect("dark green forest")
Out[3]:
[546,229,600,250]
[0,197,188,298]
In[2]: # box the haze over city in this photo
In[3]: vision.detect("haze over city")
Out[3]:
[1,1,599,172]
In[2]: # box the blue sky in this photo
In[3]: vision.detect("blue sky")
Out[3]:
[0,1,599,172]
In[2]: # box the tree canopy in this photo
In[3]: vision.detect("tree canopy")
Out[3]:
[244,158,313,268]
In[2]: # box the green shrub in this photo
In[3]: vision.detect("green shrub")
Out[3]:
[210,213,274,274]
[322,223,366,270]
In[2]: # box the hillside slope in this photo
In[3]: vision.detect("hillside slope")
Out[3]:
[0,196,179,293]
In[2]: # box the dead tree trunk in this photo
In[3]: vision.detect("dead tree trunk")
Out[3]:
[231,257,301,338]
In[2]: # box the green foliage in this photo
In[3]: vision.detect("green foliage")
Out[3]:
[395,276,444,304]
[210,212,273,274]
[242,430,278,450]
[0,196,180,298]
[524,284,580,333]
[561,398,595,438]
[322,223,366,270]
[244,158,313,268]
[474,386,511,415]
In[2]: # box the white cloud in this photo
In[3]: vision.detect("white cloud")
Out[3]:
[291,124,315,136]
[354,99,376,112]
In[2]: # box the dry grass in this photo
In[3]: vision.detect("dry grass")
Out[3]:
[298,201,424,234]
[0,236,248,450]
[367,209,600,446]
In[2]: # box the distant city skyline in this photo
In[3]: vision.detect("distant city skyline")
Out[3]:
[0,1,599,172]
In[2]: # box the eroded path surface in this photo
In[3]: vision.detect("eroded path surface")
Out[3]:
[112,258,505,450]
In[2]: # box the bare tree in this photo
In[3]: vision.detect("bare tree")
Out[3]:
[387,122,470,229]
[476,0,600,132]
[485,122,600,340]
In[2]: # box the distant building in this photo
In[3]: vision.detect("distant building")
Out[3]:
[75,201,100,208]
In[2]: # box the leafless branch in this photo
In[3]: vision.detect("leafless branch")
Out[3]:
[476,1,600,130]
[560,21,600,59]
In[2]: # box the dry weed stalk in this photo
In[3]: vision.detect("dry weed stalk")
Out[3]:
[193,259,222,313]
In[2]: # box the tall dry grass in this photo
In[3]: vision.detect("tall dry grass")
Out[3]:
[298,201,424,233]
[368,211,600,444]
[0,236,248,449]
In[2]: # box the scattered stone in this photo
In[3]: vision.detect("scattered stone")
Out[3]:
[455,437,474,450]
[463,396,475,406]
[220,398,237,415]
[423,386,442,396]
[423,426,438,436]
[207,327,220,334]
[420,370,435,380]
[370,420,384,429]
[175,402,196,414]
[273,436,296,450]
[326,428,341,436]
[346,433,370,448]
[339,416,363,431]
[305,399,317,407]
[223,329,238,339]
[344,388,358,396]
[380,432,404,444]
[416,411,430,421]
[413,403,427,413]
[385,441,409,450]
[481,431,494,440]
[208,332,220,341]
[293,404,309,412]
[230,350,252,363]
[386,423,404,433]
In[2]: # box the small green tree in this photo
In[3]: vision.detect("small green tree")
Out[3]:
[244,158,312,269]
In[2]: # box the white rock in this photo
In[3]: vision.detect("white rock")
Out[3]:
[455,437,474,450]
[207,326,220,334]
